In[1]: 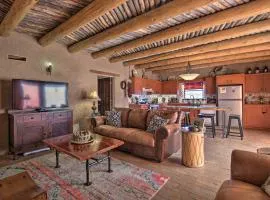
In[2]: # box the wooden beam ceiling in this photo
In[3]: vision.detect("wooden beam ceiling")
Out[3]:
[0,0,38,37]
[135,43,270,69]
[110,19,270,63]
[123,32,270,66]
[38,0,126,46]
[153,56,270,74]
[67,0,216,53]
[92,0,270,59]
[151,50,270,73]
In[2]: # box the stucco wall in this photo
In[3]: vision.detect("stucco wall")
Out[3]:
[0,32,129,154]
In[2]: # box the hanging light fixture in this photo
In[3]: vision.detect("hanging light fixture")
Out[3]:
[179,61,199,81]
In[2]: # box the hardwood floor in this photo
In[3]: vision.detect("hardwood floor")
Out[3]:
[0,129,269,200]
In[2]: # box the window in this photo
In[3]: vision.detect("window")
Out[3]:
[183,81,205,99]
[184,89,204,99]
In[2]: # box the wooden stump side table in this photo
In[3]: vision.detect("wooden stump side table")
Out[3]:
[182,131,204,168]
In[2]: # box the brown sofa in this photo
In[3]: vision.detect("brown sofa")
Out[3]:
[92,108,181,162]
[215,150,270,200]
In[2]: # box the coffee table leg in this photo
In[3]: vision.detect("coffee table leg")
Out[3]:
[85,159,92,186]
[55,151,60,168]
[108,151,113,173]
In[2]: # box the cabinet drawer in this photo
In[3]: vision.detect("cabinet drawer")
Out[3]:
[53,112,68,120]
[23,114,41,122]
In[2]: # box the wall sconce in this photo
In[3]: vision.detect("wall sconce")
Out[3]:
[45,62,53,76]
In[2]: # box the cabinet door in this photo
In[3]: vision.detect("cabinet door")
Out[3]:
[245,74,264,93]
[21,122,46,146]
[216,74,245,85]
[244,105,264,128]
[205,77,216,95]
[132,77,143,94]
[162,81,178,94]
[263,74,270,93]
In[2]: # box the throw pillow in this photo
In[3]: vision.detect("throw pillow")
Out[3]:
[262,176,270,196]
[147,115,168,133]
[105,111,122,128]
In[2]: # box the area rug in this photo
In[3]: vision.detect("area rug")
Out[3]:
[0,153,169,200]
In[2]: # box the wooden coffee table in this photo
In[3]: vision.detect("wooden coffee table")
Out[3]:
[43,134,124,186]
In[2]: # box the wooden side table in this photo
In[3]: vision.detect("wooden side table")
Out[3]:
[182,131,204,168]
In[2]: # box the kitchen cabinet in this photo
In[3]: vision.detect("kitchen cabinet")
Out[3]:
[162,80,179,94]
[131,77,162,94]
[132,77,144,94]
[263,73,270,92]
[244,105,270,129]
[245,74,264,93]
[205,77,216,95]
[245,73,270,93]
[216,74,245,86]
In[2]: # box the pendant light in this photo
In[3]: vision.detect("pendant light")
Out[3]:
[179,61,199,81]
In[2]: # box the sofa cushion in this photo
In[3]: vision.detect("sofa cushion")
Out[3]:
[147,115,168,133]
[105,111,122,127]
[114,108,130,127]
[146,110,178,127]
[128,109,149,130]
[95,125,155,147]
[94,125,118,136]
[215,180,270,200]
[111,128,155,147]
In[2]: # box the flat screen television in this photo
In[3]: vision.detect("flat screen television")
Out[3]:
[12,79,69,110]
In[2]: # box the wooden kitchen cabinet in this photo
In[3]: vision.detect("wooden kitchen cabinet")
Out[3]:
[245,74,264,93]
[245,73,270,93]
[263,73,270,93]
[132,77,144,94]
[216,74,245,86]
[244,105,270,129]
[205,77,216,95]
[162,80,179,94]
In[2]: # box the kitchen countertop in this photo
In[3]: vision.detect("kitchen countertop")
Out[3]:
[165,105,229,111]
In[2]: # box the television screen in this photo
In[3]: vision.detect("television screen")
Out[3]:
[12,79,68,110]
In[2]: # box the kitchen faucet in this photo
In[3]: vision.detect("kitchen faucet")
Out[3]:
[190,95,195,106]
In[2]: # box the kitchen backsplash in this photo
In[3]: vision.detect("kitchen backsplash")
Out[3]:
[245,93,270,104]
[130,94,177,104]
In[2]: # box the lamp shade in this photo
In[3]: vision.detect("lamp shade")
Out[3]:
[179,73,199,81]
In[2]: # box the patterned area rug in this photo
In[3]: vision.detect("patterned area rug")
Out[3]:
[0,153,169,200]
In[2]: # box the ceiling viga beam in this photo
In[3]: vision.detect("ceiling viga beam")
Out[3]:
[135,43,270,69]
[92,0,270,59]
[110,19,270,63]
[153,56,270,74]
[123,32,270,66]
[38,0,127,46]
[150,50,270,73]
[67,0,216,53]
[0,0,39,37]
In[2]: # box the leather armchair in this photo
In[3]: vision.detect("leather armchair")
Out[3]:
[215,150,270,200]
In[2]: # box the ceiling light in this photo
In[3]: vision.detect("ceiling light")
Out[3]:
[179,62,199,81]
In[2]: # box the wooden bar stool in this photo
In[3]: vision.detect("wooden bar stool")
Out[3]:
[198,113,216,138]
[226,114,244,140]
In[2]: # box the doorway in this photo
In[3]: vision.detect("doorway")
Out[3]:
[98,77,114,115]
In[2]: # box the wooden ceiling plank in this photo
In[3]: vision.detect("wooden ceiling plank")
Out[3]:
[123,32,270,66]
[38,0,127,47]
[153,56,270,74]
[67,0,216,53]
[92,0,270,58]
[136,43,270,69]
[151,50,270,72]
[0,0,39,37]
[110,19,270,63]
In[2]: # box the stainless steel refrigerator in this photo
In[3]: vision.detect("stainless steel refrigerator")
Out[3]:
[217,85,243,127]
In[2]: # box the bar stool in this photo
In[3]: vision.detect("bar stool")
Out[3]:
[198,113,216,138]
[184,112,191,126]
[226,114,243,140]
